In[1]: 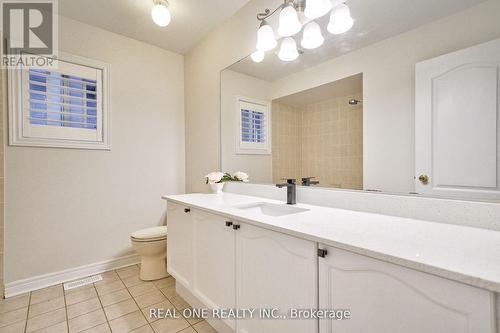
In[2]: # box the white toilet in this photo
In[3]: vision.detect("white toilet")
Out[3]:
[131,226,168,281]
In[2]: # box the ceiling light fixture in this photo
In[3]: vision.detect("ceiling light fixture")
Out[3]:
[328,3,354,34]
[304,0,332,19]
[301,21,324,49]
[251,50,265,63]
[278,37,299,61]
[278,3,303,37]
[151,0,171,27]
[254,0,354,63]
[256,20,277,51]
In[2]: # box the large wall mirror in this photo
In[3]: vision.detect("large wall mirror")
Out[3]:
[220,0,500,202]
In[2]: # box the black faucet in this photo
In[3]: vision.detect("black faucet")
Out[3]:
[302,177,320,186]
[276,179,296,205]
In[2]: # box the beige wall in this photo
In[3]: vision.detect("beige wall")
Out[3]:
[272,94,363,189]
[271,102,301,183]
[221,70,273,183]
[186,0,500,193]
[2,16,185,283]
[301,94,363,190]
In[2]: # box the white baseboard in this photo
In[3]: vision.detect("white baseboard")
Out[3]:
[5,254,141,298]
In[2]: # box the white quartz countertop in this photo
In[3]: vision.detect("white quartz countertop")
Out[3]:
[163,192,500,292]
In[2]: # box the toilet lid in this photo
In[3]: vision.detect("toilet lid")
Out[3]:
[131,226,167,240]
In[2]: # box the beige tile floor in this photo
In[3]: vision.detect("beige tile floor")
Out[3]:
[0,265,217,333]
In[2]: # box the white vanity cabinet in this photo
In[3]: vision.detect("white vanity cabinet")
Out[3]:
[318,246,495,333]
[235,221,318,333]
[166,198,497,333]
[192,210,236,330]
[167,203,236,329]
[166,202,194,288]
[167,203,318,333]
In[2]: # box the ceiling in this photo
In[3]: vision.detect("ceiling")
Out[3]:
[58,0,251,54]
[229,0,488,81]
[275,73,362,107]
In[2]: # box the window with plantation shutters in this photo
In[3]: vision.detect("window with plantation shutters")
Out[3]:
[241,108,265,143]
[28,69,98,130]
[8,53,110,149]
[237,97,271,154]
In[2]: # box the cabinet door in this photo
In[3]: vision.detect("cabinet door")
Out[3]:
[166,202,193,289]
[415,38,500,200]
[235,222,318,333]
[319,246,495,333]
[192,210,236,330]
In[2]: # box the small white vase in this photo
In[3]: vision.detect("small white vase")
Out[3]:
[210,182,225,194]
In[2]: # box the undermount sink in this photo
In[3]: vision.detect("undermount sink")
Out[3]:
[233,202,309,217]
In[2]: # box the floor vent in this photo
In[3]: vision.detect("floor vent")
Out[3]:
[63,274,103,291]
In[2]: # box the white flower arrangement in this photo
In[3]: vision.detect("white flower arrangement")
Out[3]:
[205,172,225,184]
[205,171,250,184]
[232,171,250,182]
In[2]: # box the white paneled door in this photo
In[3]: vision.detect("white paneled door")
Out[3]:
[415,38,500,199]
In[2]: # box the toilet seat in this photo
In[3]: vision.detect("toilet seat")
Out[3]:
[131,226,167,242]
[131,236,166,242]
[131,226,168,280]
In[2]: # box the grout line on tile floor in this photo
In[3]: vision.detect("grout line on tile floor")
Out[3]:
[63,288,146,327]
[93,282,114,333]
[0,265,215,333]
[117,265,155,332]
[24,291,32,333]
[63,285,70,333]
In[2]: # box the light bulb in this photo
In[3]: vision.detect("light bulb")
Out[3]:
[151,2,171,27]
[278,4,302,37]
[251,50,265,63]
[327,3,354,34]
[304,0,333,19]
[301,21,324,49]
[278,37,299,62]
[256,21,277,51]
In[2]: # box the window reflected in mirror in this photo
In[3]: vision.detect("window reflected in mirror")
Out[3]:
[221,67,363,191]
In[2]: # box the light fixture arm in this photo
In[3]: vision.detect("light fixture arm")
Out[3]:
[257,0,305,21]
[256,6,281,21]
[257,0,348,21]
[153,0,168,6]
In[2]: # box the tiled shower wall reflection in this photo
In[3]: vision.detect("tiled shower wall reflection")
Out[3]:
[272,93,363,190]
[271,102,302,182]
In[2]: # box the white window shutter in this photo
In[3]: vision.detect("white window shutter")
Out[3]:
[8,52,110,150]
[237,97,271,155]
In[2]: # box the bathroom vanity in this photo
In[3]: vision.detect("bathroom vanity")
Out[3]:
[163,193,500,333]
[170,12,500,333]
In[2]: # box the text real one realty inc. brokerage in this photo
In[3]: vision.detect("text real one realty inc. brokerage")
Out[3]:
[149,308,352,320]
